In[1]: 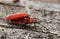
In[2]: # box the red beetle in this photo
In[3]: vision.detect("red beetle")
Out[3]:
[6,13,37,25]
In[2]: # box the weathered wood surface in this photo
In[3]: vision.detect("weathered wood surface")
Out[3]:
[0,0,60,39]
